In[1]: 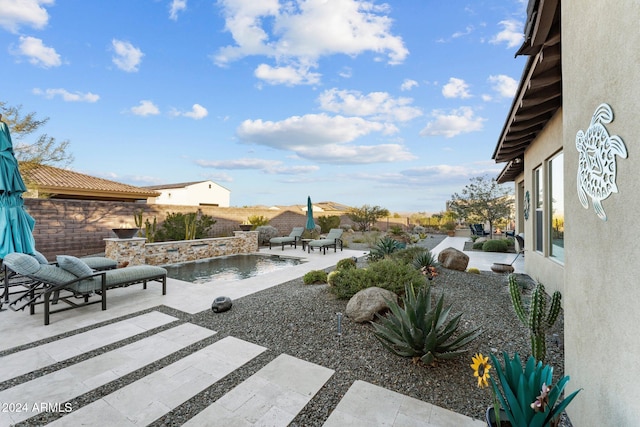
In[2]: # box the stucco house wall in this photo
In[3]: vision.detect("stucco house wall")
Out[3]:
[562,1,640,425]
[521,110,564,295]
[149,181,230,207]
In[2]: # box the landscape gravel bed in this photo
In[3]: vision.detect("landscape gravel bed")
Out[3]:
[177,237,567,426]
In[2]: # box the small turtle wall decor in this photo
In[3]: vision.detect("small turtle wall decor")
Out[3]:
[576,103,627,221]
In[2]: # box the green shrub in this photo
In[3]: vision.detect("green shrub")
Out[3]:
[303,270,328,284]
[482,239,508,252]
[472,241,484,250]
[467,267,480,274]
[336,257,357,270]
[389,246,427,265]
[155,212,216,242]
[372,284,481,365]
[317,215,341,233]
[330,258,425,299]
[327,270,340,286]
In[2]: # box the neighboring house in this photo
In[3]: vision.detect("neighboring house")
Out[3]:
[492,1,639,425]
[144,181,230,207]
[21,164,160,202]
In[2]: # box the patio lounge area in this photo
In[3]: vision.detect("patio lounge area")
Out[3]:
[0,237,518,426]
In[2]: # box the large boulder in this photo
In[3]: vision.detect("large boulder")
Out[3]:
[437,247,469,271]
[346,287,397,323]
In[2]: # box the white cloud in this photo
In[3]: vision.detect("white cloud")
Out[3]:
[442,77,471,99]
[254,64,321,86]
[196,158,319,175]
[111,39,143,72]
[169,0,187,20]
[451,25,474,39]
[488,74,518,98]
[400,79,418,91]
[490,19,523,48]
[32,88,99,102]
[0,0,53,33]
[318,88,422,122]
[171,103,208,119]
[130,100,160,116]
[15,36,61,67]
[214,0,408,85]
[236,113,413,164]
[420,107,486,138]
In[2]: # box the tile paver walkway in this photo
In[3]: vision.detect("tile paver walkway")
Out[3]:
[184,354,334,426]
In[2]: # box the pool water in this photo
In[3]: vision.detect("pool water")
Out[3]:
[164,254,305,284]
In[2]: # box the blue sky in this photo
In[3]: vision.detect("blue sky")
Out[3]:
[1,0,526,213]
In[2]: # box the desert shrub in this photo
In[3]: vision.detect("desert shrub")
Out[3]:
[317,215,341,233]
[330,258,425,299]
[412,225,426,235]
[482,239,508,252]
[336,257,357,270]
[155,212,216,241]
[303,270,328,284]
[503,237,515,247]
[247,215,269,228]
[255,225,279,245]
[472,241,485,250]
[390,246,429,265]
[368,236,403,261]
[301,225,321,240]
[467,267,480,274]
[389,225,404,235]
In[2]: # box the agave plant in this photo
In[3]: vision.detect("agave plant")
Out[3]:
[412,249,437,269]
[368,236,403,261]
[372,283,481,365]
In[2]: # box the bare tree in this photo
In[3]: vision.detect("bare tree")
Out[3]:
[0,101,73,170]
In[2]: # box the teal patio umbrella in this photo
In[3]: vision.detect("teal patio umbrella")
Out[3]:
[305,196,315,231]
[0,117,36,259]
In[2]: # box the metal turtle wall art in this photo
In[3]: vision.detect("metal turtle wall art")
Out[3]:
[576,103,627,221]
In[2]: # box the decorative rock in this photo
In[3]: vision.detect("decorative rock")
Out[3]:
[437,247,469,271]
[211,296,232,313]
[346,287,397,323]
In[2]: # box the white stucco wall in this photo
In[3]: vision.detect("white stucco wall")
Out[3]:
[562,1,640,425]
[150,181,230,207]
[521,111,565,296]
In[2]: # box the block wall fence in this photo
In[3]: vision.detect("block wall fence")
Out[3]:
[23,199,411,260]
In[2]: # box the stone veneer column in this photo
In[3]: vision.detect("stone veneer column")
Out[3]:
[104,237,146,266]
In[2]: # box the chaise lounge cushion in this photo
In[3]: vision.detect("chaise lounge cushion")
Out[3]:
[308,228,344,253]
[102,265,167,288]
[57,255,94,278]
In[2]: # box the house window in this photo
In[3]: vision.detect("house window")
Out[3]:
[549,152,564,263]
[534,166,543,253]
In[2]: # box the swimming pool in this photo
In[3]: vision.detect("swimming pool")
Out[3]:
[164,254,305,284]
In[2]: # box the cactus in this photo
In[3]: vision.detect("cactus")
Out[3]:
[185,213,196,240]
[509,274,562,363]
[134,209,144,237]
[144,217,157,243]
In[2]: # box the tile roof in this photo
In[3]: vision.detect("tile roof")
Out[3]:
[21,164,160,199]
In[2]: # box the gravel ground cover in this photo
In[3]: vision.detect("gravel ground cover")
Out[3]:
[166,234,567,426]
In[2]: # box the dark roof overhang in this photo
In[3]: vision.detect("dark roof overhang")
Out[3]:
[492,0,561,183]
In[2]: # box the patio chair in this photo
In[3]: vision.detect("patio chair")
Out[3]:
[472,224,490,237]
[269,227,304,250]
[307,228,344,254]
[2,253,167,325]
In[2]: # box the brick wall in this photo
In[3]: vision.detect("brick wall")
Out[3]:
[23,199,375,260]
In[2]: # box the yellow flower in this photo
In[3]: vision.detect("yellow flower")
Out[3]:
[471,353,492,388]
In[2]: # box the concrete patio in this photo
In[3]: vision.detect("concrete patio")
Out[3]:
[0,236,517,426]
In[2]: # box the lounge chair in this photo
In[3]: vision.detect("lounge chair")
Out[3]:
[2,253,166,325]
[307,228,344,254]
[269,227,304,250]
[1,251,117,309]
